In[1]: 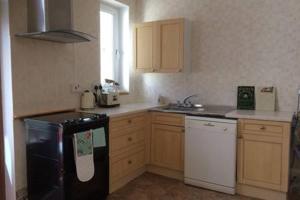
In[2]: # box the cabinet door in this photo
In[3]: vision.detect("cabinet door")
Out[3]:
[133,22,155,72]
[151,124,184,171]
[156,19,184,73]
[237,134,288,192]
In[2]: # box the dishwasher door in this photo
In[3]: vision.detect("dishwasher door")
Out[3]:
[184,116,237,194]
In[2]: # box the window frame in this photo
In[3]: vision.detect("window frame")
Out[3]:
[100,1,130,93]
[100,4,120,87]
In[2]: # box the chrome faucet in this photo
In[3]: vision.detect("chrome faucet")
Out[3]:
[183,94,199,104]
[181,94,203,108]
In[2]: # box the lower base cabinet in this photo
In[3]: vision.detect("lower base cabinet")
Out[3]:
[110,146,145,183]
[237,119,291,200]
[109,112,150,193]
[147,112,185,180]
[151,124,184,171]
[109,111,185,193]
[108,112,291,200]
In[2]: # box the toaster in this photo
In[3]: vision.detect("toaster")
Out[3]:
[99,92,120,107]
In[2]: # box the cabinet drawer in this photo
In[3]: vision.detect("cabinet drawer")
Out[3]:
[239,119,286,137]
[110,113,147,133]
[110,150,145,182]
[111,128,145,153]
[152,112,184,127]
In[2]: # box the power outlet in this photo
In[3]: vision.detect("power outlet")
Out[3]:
[71,83,81,93]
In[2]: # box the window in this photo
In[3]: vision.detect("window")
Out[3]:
[100,2,130,92]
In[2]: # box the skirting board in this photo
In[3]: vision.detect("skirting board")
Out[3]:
[110,166,146,194]
[237,184,287,200]
[147,165,183,181]
[184,178,235,195]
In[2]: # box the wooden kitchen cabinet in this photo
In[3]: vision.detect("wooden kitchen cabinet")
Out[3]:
[148,112,185,180]
[133,22,155,72]
[151,124,184,171]
[237,119,291,200]
[109,112,150,193]
[134,18,185,73]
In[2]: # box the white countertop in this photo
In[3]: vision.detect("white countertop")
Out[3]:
[81,103,294,122]
[80,103,161,117]
[225,110,294,122]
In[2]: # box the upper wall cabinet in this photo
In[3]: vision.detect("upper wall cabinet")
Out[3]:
[134,22,155,72]
[134,18,185,73]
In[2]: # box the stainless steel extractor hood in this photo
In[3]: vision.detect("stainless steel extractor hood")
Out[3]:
[16,0,95,43]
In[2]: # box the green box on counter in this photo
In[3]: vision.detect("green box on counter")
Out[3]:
[237,86,255,110]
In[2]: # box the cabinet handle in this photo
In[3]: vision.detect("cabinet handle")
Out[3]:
[128,160,132,165]
[128,119,132,124]
[224,128,228,131]
[260,126,266,130]
[128,137,132,142]
[204,123,215,127]
[181,128,185,132]
[238,135,243,139]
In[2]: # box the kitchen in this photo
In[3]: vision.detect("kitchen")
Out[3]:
[1,0,300,200]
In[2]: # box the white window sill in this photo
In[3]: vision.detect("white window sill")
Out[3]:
[119,91,130,95]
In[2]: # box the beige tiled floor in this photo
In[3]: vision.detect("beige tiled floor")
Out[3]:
[108,173,256,200]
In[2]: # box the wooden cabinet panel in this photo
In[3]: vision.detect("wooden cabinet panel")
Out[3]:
[242,137,282,188]
[134,22,154,72]
[134,18,185,73]
[239,119,287,137]
[110,113,147,134]
[111,128,145,153]
[151,124,184,171]
[158,19,184,72]
[237,119,290,193]
[109,112,150,193]
[151,112,184,127]
[111,150,145,183]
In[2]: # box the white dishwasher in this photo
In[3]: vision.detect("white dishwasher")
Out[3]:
[184,116,237,194]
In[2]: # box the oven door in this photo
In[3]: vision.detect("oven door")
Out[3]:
[63,120,109,200]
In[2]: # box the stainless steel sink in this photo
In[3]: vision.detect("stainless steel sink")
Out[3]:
[152,104,234,117]
[160,106,205,113]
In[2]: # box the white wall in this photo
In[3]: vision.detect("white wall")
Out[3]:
[10,0,140,192]
[10,0,101,190]
[135,0,300,112]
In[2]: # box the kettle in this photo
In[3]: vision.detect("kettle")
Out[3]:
[81,90,96,110]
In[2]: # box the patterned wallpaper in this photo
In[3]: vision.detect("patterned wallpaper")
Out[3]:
[134,0,300,112]
[12,0,140,190]
[12,0,300,191]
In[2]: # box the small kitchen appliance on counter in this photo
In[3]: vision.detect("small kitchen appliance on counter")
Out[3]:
[96,79,120,108]
[100,92,120,107]
[81,90,96,110]
[25,112,109,200]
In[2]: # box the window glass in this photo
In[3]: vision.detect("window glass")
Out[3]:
[100,3,130,92]
[100,10,115,83]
